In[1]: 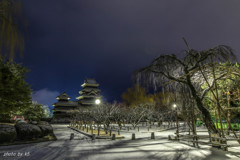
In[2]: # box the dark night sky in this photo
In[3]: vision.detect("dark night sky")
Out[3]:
[18,0,240,108]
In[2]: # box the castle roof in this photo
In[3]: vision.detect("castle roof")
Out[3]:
[85,78,97,84]
[77,95,101,100]
[80,99,97,105]
[81,78,99,87]
[79,88,101,94]
[53,101,78,107]
[56,92,71,100]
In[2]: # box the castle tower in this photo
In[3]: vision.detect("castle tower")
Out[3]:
[77,78,101,106]
[52,92,78,120]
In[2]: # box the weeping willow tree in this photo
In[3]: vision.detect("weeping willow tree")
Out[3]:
[0,0,24,60]
[135,39,236,135]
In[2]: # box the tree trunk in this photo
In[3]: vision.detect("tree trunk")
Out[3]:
[227,93,231,135]
[186,75,219,135]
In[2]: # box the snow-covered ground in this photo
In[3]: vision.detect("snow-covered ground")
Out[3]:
[0,124,239,160]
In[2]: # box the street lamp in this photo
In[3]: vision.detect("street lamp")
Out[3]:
[95,99,101,105]
[173,103,179,140]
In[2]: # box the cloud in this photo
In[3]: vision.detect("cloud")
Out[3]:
[23,0,240,102]
[32,88,60,107]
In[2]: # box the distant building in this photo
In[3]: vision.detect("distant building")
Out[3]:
[52,92,78,120]
[77,78,101,105]
[52,78,102,123]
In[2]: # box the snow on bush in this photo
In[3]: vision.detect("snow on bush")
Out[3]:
[0,124,17,143]
[16,120,27,124]
[37,121,53,136]
[15,123,42,140]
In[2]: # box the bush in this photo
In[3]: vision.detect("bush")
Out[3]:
[16,120,27,124]
[38,121,49,125]
[38,125,53,136]
[37,121,53,136]
[0,124,17,143]
[15,123,42,140]
[30,121,38,125]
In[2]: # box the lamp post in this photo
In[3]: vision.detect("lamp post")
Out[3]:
[95,99,101,105]
[173,104,179,140]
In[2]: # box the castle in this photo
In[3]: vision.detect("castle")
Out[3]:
[52,78,101,123]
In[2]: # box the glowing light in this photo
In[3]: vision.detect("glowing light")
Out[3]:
[173,104,177,108]
[95,99,101,105]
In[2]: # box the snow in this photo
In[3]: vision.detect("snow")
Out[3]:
[0,124,239,160]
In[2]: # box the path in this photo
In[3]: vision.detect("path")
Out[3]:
[0,124,239,160]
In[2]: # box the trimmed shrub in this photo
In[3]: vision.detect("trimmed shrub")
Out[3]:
[15,123,42,140]
[0,124,17,143]
[38,125,53,136]
[38,121,49,125]
[16,120,27,124]
[37,121,53,136]
[30,121,38,125]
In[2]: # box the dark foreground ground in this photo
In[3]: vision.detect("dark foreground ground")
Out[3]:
[0,124,239,160]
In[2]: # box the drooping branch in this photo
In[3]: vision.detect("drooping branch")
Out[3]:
[200,73,228,100]
[134,42,236,134]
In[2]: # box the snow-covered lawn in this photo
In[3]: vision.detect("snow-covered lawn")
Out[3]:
[0,124,239,160]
